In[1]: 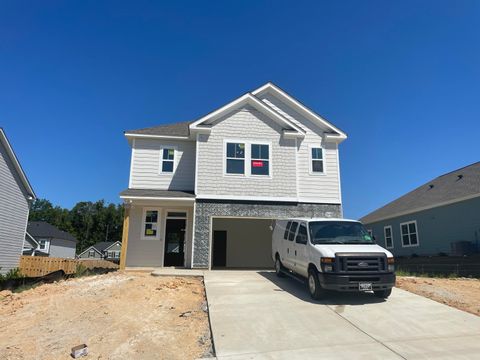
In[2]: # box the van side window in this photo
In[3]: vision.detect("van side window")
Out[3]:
[288,222,298,241]
[295,224,308,245]
[284,221,292,240]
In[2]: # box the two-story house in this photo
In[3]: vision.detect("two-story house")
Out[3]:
[119,83,347,269]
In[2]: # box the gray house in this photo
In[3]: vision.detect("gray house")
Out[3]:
[77,241,122,262]
[360,162,480,257]
[120,83,347,269]
[0,128,36,274]
[26,221,77,258]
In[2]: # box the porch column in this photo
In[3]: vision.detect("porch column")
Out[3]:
[119,203,130,270]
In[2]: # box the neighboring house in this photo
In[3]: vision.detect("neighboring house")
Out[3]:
[26,221,77,258]
[77,241,122,262]
[360,162,480,257]
[22,231,48,256]
[120,82,347,269]
[0,128,36,274]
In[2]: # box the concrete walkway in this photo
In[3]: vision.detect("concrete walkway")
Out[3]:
[204,270,480,359]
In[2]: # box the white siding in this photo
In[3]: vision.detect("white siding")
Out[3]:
[259,94,341,203]
[130,139,195,191]
[0,141,30,274]
[196,106,297,198]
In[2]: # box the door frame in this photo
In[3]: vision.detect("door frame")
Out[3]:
[162,209,188,267]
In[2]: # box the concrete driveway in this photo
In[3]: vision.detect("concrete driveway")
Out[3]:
[204,270,480,359]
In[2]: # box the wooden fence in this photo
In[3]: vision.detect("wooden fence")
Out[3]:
[19,256,119,277]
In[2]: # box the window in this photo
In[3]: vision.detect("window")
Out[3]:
[288,222,298,241]
[400,221,419,247]
[161,148,175,173]
[142,209,160,240]
[250,144,269,176]
[107,251,113,258]
[88,250,95,258]
[226,142,245,174]
[310,147,324,173]
[295,224,308,245]
[384,226,393,249]
[167,211,187,218]
[284,221,292,240]
[38,239,49,252]
[114,251,120,259]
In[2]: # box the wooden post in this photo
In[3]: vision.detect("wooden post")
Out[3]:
[119,204,130,270]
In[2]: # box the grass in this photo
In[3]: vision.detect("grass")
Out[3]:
[396,269,461,278]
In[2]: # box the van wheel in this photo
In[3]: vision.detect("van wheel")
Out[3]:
[275,256,285,277]
[308,269,324,300]
[374,288,392,299]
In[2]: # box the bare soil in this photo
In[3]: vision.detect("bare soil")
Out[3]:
[0,272,212,360]
[396,276,480,316]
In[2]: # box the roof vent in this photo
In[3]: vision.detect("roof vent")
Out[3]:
[429,184,434,189]
[457,174,464,180]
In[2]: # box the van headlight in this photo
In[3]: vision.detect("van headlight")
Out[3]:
[321,257,335,272]
[387,257,395,272]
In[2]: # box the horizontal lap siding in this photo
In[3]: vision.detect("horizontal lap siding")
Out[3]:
[196,106,297,198]
[49,238,76,258]
[0,141,30,274]
[130,139,195,191]
[260,95,341,203]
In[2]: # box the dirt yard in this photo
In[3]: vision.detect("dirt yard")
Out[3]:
[397,276,480,316]
[0,272,212,360]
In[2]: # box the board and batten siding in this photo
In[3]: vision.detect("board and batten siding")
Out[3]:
[196,106,297,198]
[130,138,195,191]
[259,94,342,204]
[0,140,30,274]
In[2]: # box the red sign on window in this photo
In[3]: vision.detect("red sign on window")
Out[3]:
[252,161,264,167]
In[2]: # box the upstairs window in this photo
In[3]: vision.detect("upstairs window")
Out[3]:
[38,239,50,252]
[226,142,245,174]
[310,147,324,174]
[400,221,419,247]
[161,148,175,173]
[88,250,95,258]
[142,209,160,240]
[384,226,394,249]
[251,144,270,176]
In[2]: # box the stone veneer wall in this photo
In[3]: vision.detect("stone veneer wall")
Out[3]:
[192,199,342,268]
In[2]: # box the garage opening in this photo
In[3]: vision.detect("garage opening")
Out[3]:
[211,218,274,269]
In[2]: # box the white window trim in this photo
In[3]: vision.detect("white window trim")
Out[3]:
[38,238,50,253]
[159,146,178,175]
[88,250,95,258]
[384,225,394,249]
[308,144,326,175]
[141,207,162,240]
[400,220,420,248]
[223,139,272,178]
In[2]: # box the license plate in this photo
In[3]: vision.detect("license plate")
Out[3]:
[359,282,373,291]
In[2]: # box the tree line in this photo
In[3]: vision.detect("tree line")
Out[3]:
[29,199,124,253]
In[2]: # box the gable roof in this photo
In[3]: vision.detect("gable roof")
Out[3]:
[77,245,103,258]
[124,82,347,140]
[360,161,480,224]
[91,241,120,252]
[0,128,36,200]
[27,221,77,243]
[252,82,347,141]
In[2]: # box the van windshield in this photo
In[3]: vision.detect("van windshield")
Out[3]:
[308,221,374,245]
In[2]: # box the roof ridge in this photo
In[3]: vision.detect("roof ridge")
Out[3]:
[435,161,480,179]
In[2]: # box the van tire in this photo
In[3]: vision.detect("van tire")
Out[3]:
[308,269,324,300]
[275,255,285,277]
[374,288,392,299]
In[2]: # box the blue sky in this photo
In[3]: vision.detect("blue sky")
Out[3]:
[1,1,479,219]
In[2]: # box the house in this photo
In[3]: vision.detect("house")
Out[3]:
[26,221,77,258]
[77,241,122,262]
[0,128,36,274]
[120,82,347,269]
[360,162,480,257]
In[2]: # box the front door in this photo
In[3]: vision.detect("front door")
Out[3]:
[163,218,186,267]
[213,230,227,267]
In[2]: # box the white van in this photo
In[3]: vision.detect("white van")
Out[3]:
[272,218,395,299]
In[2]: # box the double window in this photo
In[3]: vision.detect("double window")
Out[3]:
[225,141,271,176]
[161,148,175,173]
[142,208,160,240]
[384,226,393,249]
[400,221,419,247]
[310,147,324,174]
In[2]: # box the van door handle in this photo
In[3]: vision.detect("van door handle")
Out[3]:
[295,250,297,256]
[287,248,289,254]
